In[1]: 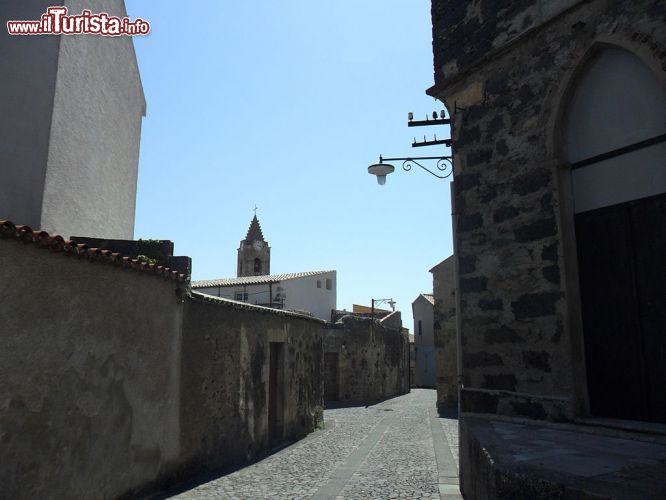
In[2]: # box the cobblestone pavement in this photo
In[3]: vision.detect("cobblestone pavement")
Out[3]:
[170,389,460,499]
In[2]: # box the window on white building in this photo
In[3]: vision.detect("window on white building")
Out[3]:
[326,278,332,290]
[316,280,321,288]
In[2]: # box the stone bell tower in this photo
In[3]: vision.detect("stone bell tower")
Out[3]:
[237,215,270,277]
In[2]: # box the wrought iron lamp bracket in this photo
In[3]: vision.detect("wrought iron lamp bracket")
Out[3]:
[378,155,453,179]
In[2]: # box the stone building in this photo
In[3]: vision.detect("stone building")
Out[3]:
[429,0,665,424]
[0,0,145,239]
[411,293,436,388]
[237,215,271,277]
[428,0,665,496]
[430,256,457,412]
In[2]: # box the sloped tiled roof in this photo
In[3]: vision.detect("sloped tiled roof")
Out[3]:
[192,270,334,288]
[422,293,435,305]
[191,291,325,323]
[0,220,187,282]
[245,215,265,242]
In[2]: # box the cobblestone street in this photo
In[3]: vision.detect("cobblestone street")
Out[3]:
[169,389,461,499]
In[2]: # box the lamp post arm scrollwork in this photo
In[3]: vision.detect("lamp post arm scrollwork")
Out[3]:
[378,155,453,180]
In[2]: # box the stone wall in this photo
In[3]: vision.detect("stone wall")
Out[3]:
[0,229,324,498]
[0,236,182,499]
[431,256,457,411]
[323,312,410,403]
[431,0,584,84]
[179,294,324,474]
[428,0,665,420]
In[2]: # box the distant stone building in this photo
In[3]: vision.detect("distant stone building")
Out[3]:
[430,256,456,412]
[411,293,436,388]
[194,215,336,321]
[0,0,145,239]
[237,215,271,277]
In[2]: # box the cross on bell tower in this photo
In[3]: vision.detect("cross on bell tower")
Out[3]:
[237,212,270,277]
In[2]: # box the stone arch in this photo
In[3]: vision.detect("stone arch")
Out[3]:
[552,41,666,422]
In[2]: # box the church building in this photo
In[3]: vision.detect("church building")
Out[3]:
[192,215,337,321]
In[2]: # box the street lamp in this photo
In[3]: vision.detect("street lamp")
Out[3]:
[370,297,396,341]
[368,155,453,185]
[371,297,396,321]
[367,162,395,185]
[367,110,454,185]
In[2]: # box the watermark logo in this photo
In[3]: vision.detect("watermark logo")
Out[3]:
[7,6,150,36]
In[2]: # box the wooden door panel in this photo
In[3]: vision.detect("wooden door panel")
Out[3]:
[629,194,666,422]
[577,193,666,423]
[576,204,644,420]
[324,352,339,402]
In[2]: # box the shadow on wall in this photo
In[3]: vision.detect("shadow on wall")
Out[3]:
[0,223,324,500]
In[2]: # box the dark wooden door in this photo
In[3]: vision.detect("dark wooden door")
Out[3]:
[576,192,666,423]
[268,342,284,447]
[324,352,339,402]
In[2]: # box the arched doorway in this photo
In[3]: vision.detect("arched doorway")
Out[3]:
[564,46,666,423]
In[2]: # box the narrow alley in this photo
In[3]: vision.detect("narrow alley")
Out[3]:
[167,390,461,499]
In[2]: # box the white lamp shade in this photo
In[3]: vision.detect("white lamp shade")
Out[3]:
[368,163,395,185]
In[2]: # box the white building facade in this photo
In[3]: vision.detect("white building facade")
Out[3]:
[192,270,337,322]
[411,293,436,388]
[1,0,145,239]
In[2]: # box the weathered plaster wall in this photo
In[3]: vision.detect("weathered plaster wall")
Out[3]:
[40,0,145,239]
[431,256,457,411]
[0,239,182,499]
[429,0,665,420]
[324,313,410,403]
[0,0,61,227]
[180,294,324,474]
[1,233,325,498]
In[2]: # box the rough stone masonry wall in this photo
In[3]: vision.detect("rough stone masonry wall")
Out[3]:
[432,257,457,411]
[179,294,324,475]
[430,0,666,420]
[324,313,410,403]
[0,239,182,499]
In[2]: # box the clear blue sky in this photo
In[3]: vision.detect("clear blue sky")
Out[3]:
[125,0,453,327]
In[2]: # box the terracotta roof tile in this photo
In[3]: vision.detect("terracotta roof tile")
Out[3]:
[0,220,187,283]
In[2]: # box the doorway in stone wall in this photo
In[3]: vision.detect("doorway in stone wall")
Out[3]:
[324,352,339,402]
[268,342,284,448]
[564,45,666,423]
